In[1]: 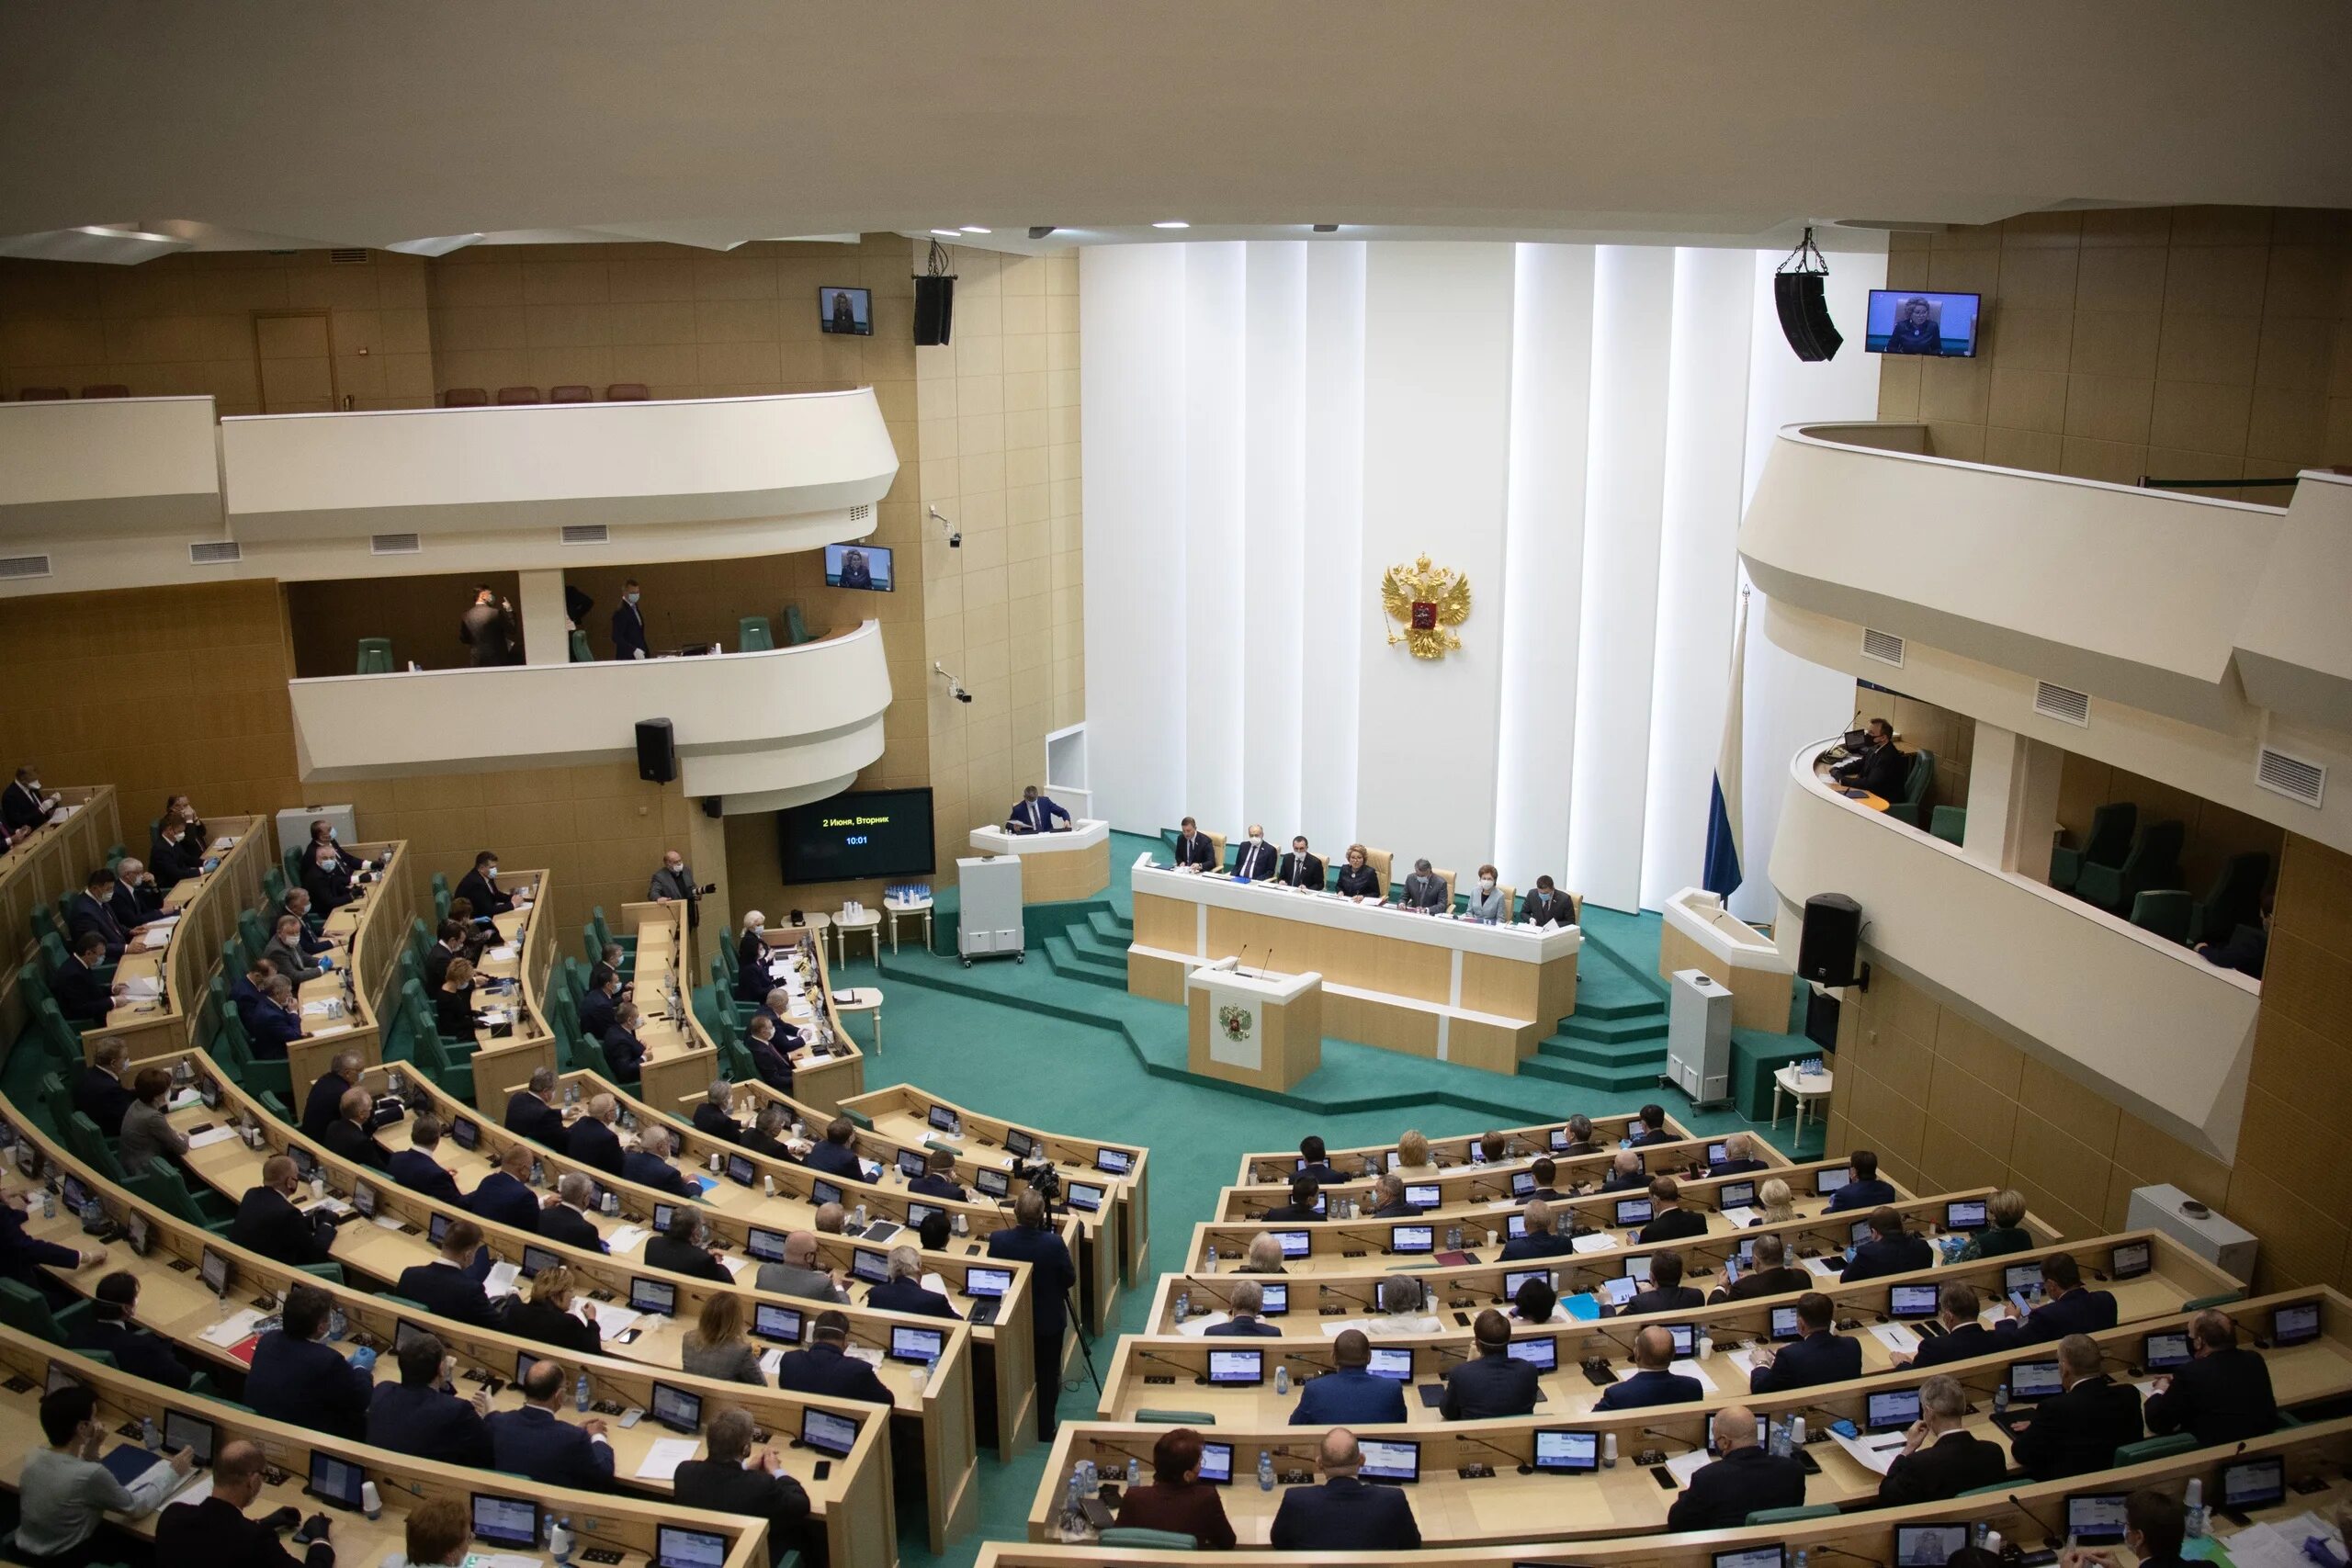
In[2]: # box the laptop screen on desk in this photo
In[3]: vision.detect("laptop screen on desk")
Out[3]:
[1506,1336,1557,1371]
[1532,1429,1598,1472]
[753,1303,804,1343]
[1895,1526,1968,1567]
[1358,1439,1419,1483]
[1390,1224,1432,1254]
[1945,1199,1987,1230]
[1614,1198,1653,1226]
[1365,1348,1412,1382]
[1196,1441,1234,1484]
[471,1495,538,1550]
[1206,1350,1263,1385]
[1719,1180,1756,1209]
[1273,1230,1312,1259]
[1258,1282,1288,1315]
[1815,1168,1850,1196]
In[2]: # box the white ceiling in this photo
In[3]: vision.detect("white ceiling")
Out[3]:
[2,1,2346,256]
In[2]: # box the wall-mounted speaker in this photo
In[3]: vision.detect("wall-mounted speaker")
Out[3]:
[913,275,956,346]
[700,795,724,818]
[1774,272,1843,362]
[635,718,676,784]
[1796,892,1862,986]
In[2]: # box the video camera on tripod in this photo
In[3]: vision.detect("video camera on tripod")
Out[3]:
[1016,1159,1063,1203]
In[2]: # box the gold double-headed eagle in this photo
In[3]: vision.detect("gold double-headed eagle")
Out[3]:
[1380,553,1472,660]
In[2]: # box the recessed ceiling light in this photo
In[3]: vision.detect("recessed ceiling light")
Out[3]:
[1152,220,1190,230]
[959,226,990,234]
[930,229,961,238]
[1312,224,1340,233]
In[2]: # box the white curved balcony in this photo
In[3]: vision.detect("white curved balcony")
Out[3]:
[0,395,220,540]
[289,620,890,805]
[1768,739,2257,1161]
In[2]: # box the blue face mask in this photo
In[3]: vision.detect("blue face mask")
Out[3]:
[626,592,640,605]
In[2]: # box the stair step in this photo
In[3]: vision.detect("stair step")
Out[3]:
[1063,924,1127,963]
[1087,908,1135,942]
[1042,933,1130,990]
[1557,1014,1668,1046]
[1536,1035,1668,1069]
[1572,996,1667,1022]
[1516,1055,1668,1093]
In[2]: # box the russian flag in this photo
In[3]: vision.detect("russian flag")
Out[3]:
[1702,589,1747,899]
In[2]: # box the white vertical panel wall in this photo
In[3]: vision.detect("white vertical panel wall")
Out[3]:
[1080,239,1879,914]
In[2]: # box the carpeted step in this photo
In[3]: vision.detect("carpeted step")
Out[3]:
[1573,995,1667,1022]
[1062,923,1128,964]
[1556,1011,1667,1045]
[1515,1055,1669,1093]
[1086,908,1136,944]
[1535,1032,1667,1068]
[1041,932,1130,991]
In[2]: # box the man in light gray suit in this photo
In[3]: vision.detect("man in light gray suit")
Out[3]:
[1400,859,1450,911]
[755,1230,849,1303]
[648,849,710,930]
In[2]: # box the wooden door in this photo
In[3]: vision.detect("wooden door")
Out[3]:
[251,309,340,413]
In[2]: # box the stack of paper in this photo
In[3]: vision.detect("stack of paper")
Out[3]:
[593,1307,645,1341]
[1830,1427,1908,1476]
[844,1346,885,1368]
[1720,1206,1759,1227]
[121,976,164,1001]
[1571,1233,1619,1255]
[140,927,172,951]
[187,1126,241,1149]
[1869,1323,1922,1354]
[483,1262,521,1297]
[199,1308,266,1348]
[1664,1449,1711,1484]
[721,1255,755,1281]
[608,1224,650,1253]
[633,1437,702,1482]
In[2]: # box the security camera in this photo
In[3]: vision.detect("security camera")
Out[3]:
[929,505,961,547]
[933,661,972,704]
[955,688,973,704]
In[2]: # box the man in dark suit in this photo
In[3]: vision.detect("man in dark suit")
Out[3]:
[734,914,775,1001]
[503,1067,570,1150]
[602,1002,648,1081]
[1,765,58,834]
[390,1115,466,1204]
[775,1311,894,1405]
[468,1146,542,1235]
[745,1017,797,1094]
[1595,1325,1707,1410]
[1232,826,1279,882]
[1824,1149,1898,1213]
[246,976,305,1059]
[300,1051,362,1142]
[300,838,355,918]
[396,1218,504,1329]
[1441,1311,1540,1420]
[1397,858,1447,910]
[453,851,513,919]
[52,931,121,1026]
[1840,1206,1935,1283]
[1877,1374,2006,1506]
[1599,1150,1648,1192]
[149,817,205,890]
[910,1148,967,1201]
[868,1246,963,1319]
[66,1271,193,1390]
[1896,1282,2011,1370]
[649,850,708,931]
[2007,1252,2118,1344]
[1499,1200,1575,1261]
[1521,876,1575,928]
[489,1359,615,1487]
[1749,1292,1861,1393]
[539,1174,608,1253]
[804,1117,865,1181]
[2143,1308,2278,1446]
[674,1409,812,1568]
[691,1082,745,1145]
[1293,1136,1344,1187]
[1007,784,1073,834]
[107,856,164,935]
[1171,816,1216,871]
[72,1038,137,1139]
[1290,1330,1408,1427]
[368,1329,492,1467]
[567,1096,626,1177]
[610,579,650,660]
[1638,1177,1709,1244]
[1713,1233,1810,1303]
[154,1438,335,1568]
[988,1190,1079,1437]
[1268,1427,1422,1551]
[1204,1279,1281,1337]
[422,920,469,992]
[1629,1104,1675,1147]
[646,1207,732,1283]
[226,1156,336,1266]
[2010,1333,2144,1480]
[1834,717,1910,800]
[1553,1114,1599,1156]
[1367,1174,1419,1218]
[246,1284,374,1439]
[1276,836,1325,890]
[622,1124,700,1198]
[460,584,518,667]
[1706,1132,1770,1179]
[1668,1403,1807,1529]
[67,869,130,961]
[1515,1156,1566,1205]
[322,1088,391,1170]
[576,965,623,1043]
[1261,1174,1325,1223]
[1618,1249,1706,1317]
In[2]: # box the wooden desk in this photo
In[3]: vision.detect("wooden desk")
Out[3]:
[1129,854,1579,1074]
[968,820,1114,904]
[751,926,867,1114]
[287,840,418,1115]
[1658,886,1798,1033]
[0,784,117,1040]
[1233,1111,1686,1186]
[98,815,266,1060]
[464,870,562,1115]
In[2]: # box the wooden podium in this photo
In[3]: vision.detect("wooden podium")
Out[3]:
[1186,962,1322,1091]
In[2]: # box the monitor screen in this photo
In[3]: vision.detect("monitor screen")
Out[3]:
[1206,1350,1263,1386]
[1469,1142,1487,1165]
[964,1266,1012,1299]
[1389,1224,1432,1255]
[752,1303,804,1343]
[629,1277,677,1316]
[850,1249,890,1284]
[1890,1284,1939,1318]
[1404,1183,1441,1209]
[163,1409,217,1465]
[896,1150,930,1180]
[1532,1429,1599,1473]
[2067,1494,2131,1545]
[352,1182,377,1218]
[393,1320,432,1356]
[1510,1171,1536,1198]
[2111,1240,2153,1280]
[747,1226,788,1262]
[1895,1525,1970,1567]
[1719,1181,1757,1209]
[1865,289,1983,358]
[818,286,873,338]
[652,1202,681,1235]
[1258,1282,1288,1315]
[1004,1128,1036,1159]
[125,1212,150,1257]
[520,1245,560,1277]
[1713,1551,1785,1568]
[1548,1127,1572,1151]
[1358,1438,1419,1484]
[889,1325,945,1364]
[1196,1441,1234,1484]
[650,1381,702,1432]
[1946,1199,1988,1231]
[2009,1359,2064,1401]
[1770,1305,1803,1340]
[1503,1268,1553,1303]
[428,1213,452,1247]
[778,789,936,883]
[2143,1331,2192,1370]
[1736,1238,1757,1268]
[471,1494,540,1550]
[907,1201,944,1230]
[1624,1255,1653,1284]
[1815,1168,1851,1195]
[1614,1198,1653,1226]
[1273,1230,1312,1259]
[2274,1302,2322,1347]
[1364,1347,1413,1382]
[309,1452,365,1508]
[726,1154,756,1187]
[928,1104,960,1134]
[1095,1147,1133,1176]
[198,1247,231,1295]
[2006,1263,2044,1298]
[812,1179,844,1207]
[801,1407,859,1457]
[1866,1388,1921,1432]
[1851,1219,1875,1246]
[1506,1213,1528,1239]
[1068,1182,1105,1213]
[975,1168,1010,1198]
[823,543,894,592]
[1706,1143,1728,1166]
[1599,1277,1636,1308]
[451,1118,479,1151]
[43,1360,81,1396]
[656,1526,730,1568]
[290,1147,316,1180]
[61,1175,90,1213]
[1505,1336,1558,1371]
[2221,1456,2286,1512]
[1667,1324,1696,1359]
[515,1349,538,1385]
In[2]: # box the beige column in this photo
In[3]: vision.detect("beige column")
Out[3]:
[686,802,732,976]
[516,569,571,666]
[1962,721,2064,881]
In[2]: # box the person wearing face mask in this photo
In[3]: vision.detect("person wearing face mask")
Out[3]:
[454,850,513,919]
[612,577,650,660]
[3,764,61,836]
[649,849,713,930]
[149,816,204,891]
[1232,824,1277,881]
[735,910,775,1000]
[107,857,164,934]
[1399,858,1449,911]
[308,818,365,877]
[1521,875,1575,927]
[1277,835,1325,890]
[1464,864,1507,921]
[1006,784,1071,834]
[302,838,356,917]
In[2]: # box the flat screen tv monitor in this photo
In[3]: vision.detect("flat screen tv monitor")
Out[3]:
[778,788,935,883]
[1714,1551,1784,1568]
[747,1226,788,1262]
[2143,1330,2193,1370]
[1614,1198,1653,1226]
[1505,1335,1557,1371]
[308,1451,366,1509]
[1770,1305,1804,1340]
[1272,1229,1312,1259]
[164,1409,218,1466]
[1067,1181,1105,1213]
[2221,1455,2287,1513]
[2066,1494,2131,1545]
[1095,1146,1133,1176]
[1258,1282,1288,1315]
[1389,1224,1433,1255]
[1364,1347,1413,1382]
[629,1278,677,1316]
[1890,1283,1939,1319]
[825,543,894,592]
[890,1325,945,1364]
[1599,1276,1635,1309]
[1196,1440,1234,1484]
[974,1168,1010,1199]
[1895,1525,1970,1567]
[657,1526,730,1568]
[1945,1198,1988,1230]
[850,1248,890,1285]
[907,1201,944,1229]
[1719,1180,1757,1209]
[818,286,873,337]
[1357,1438,1419,1484]
[520,1245,561,1277]
[1864,289,1983,357]
[1505,1213,1528,1240]
[963,1266,1012,1299]
[2009,1359,2064,1401]
[2110,1239,2154,1280]
[1207,1349,1263,1385]
[753,1303,805,1343]
[2273,1301,2322,1347]
[1866,1387,1921,1432]
[1404,1183,1441,1210]
[1503,1268,1553,1303]
[471,1494,540,1550]
[1665,1324,1696,1359]
[650,1381,703,1433]
[801,1408,859,1457]
[1815,1168,1851,1197]
[1532,1429,1599,1473]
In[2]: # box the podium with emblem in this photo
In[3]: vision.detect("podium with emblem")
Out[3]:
[1186,961,1323,1092]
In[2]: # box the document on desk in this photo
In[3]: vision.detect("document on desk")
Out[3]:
[594,1307,645,1341]
[1720,1206,1759,1227]
[608,1224,650,1254]
[1664,1449,1711,1485]
[121,976,164,1001]
[1830,1428,1907,1476]
[1174,1313,1229,1337]
[140,927,173,951]
[845,1346,885,1368]
[1722,1348,1761,1381]
[486,945,518,963]
[634,1437,702,1483]
[187,1125,241,1149]
[760,1348,786,1378]
[921,1271,951,1297]
[483,1261,521,1298]
[1571,1233,1619,1255]
[199,1308,267,1348]
[721,1255,754,1281]
[1869,1323,1921,1354]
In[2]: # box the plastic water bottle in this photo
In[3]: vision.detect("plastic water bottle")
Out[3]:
[1257,1450,1274,1492]
[79,1192,104,1230]
[1173,1292,1190,1325]
[1792,1551,1809,1568]
[1275,1364,1290,1395]
[551,1517,575,1564]
[1062,1472,1083,1530]
[2185,1477,2207,1539]
[40,1188,55,1220]
[854,1201,869,1229]
[1973,1522,1990,1549]
[575,1372,592,1413]
[328,1306,347,1342]
[141,1414,159,1450]
[1993,1381,2010,1418]
[602,1189,619,1215]
[1447,1224,1463,1250]
[1204,1243,1218,1272]
[1126,1456,1140,1486]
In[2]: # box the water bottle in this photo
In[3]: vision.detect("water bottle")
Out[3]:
[80,1193,104,1230]
[2185,1477,2207,1539]
[40,1187,55,1220]
[1063,1472,1084,1529]
[602,1189,619,1215]
[575,1372,592,1413]
[1127,1456,1140,1486]
[1173,1292,1190,1325]
[310,1175,325,1204]
[1972,1522,1990,1549]
[1257,1450,1274,1492]
[1447,1224,1463,1250]
[389,1069,405,1098]
[1792,1551,1809,1568]
[854,1201,868,1229]
[141,1414,159,1450]
[1993,1380,2010,1418]
[565,1081,579,1106]
[328,1306,347,1342]
[763,1175,776,1198]
[1275,1364,1290,1395]
[551,1517,575,1564]
[1204,1243,1218,1271]
[792,1119,807,1141]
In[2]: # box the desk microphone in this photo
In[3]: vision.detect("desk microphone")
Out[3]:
[1258,948,1274,980]
[1233,945,1250,976]
[1132,1348,1204,1383]
[2007,1493,2067,1549]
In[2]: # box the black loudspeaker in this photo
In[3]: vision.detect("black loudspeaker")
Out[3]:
[1796,892,1862,986]
[1774,273,1843,362]
[913,275,956,346]
[700,795,724,818]
[635,719,676,784]
[1804,987,1842,1052]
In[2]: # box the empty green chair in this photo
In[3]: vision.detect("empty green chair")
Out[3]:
[781,603,811,647]
[1928,805,1966,845]
[0,1279,69,1343]
[430,872,451,921]
[2052,801,2137,893]
[2191,852,2270,945]
[261,867,286,905]
[570,627,594,663]
[2183,1291,2245,1312]
[356,637,393,674]
[2075,819,2183,912]
[1100,1529,1199,1551]
[2129,889,2195,944]
[738,615,775,652]
[1135,1409,1216,1425]
[1747,1505,1839,1526]
[2113,1433,2198,1465]
[1883,750,1937,828]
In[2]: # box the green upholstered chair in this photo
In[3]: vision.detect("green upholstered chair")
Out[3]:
[2191,852,2270,945]
[1100,1529,1200,1550]
[1929,805,1967,845]
[781,604,811,647]
[1883,750,1937,828]
[738,615,775,652]
[2075,819,2183,912]
[2182,1291,2245,1312]
[569,627,594,662]
[2129,889,2194,943]
[2052,801,2137,893]
[1135,1409,1216,1425]
[2113,1433,2198,1465]
[1747,1505,1839,1526]
[356,637,393,674]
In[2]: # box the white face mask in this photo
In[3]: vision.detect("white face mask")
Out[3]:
[625,592,640,605]
[666,862,683,874]
[483,866,497,879]
[317,855,335,869]
[1248,834,1263,845]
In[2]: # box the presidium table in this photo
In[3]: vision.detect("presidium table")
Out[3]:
[967,818,1112,903]
[1127,854,1579,1075]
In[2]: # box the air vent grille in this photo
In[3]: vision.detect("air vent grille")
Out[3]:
[1860,627,1905,667]
[0,554,52,581]
[370,533,421,555]
[2033,681,2090,728]
[2255,748,2325,809]
[188,541,242,566]
[850,503,872,523]
[560,525,609,546]
[328,248,368,265]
